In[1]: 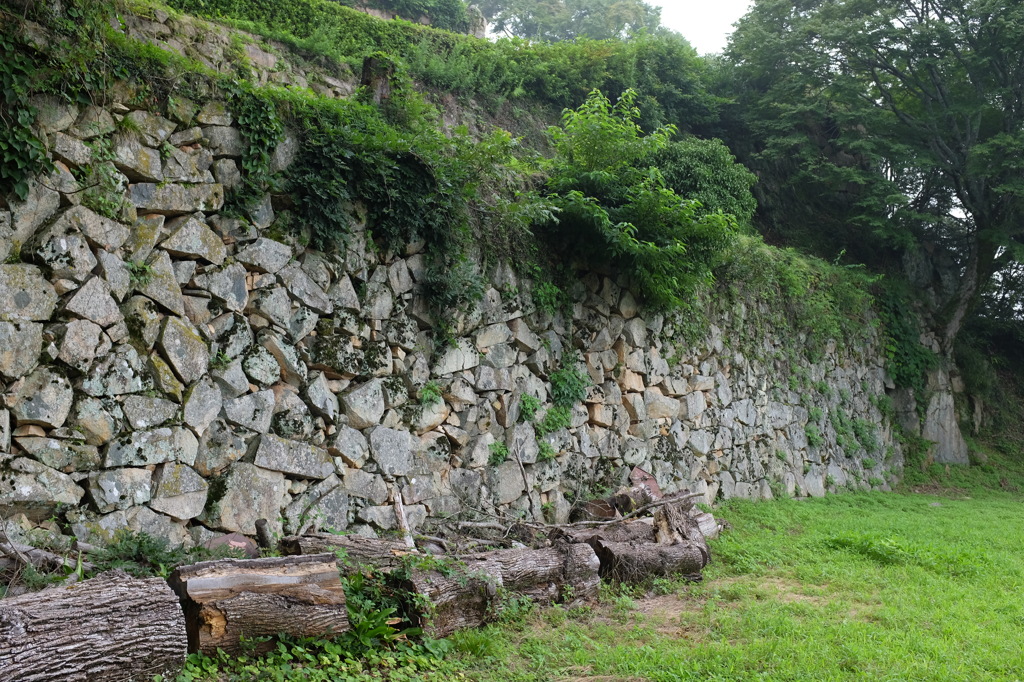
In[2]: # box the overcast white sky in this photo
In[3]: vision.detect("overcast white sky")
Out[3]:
[657,0,753,54]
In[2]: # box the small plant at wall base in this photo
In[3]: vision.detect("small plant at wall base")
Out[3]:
[420,380,443,406]
[488,441,510,466]
[519,394,541,422]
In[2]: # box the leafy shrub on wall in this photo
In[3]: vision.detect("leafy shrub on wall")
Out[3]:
[539,89,739,310]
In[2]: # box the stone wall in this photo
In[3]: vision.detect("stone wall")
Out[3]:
[0,9,905,549]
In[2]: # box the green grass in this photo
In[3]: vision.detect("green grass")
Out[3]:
[447,469,1024,680]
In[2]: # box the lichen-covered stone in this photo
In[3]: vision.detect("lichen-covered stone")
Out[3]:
[160,215,227,264]
[0,264,58,323]
[195,262,248,312]
[123,395,179,429]
[57,319,103,373]
[253,433,334,479]
[123,110,177,147]
[9,367,74,428]
[202,126,243,157]
[159,315,210,385]
[32,229,96,283]
[104,426,199,467]
[305,372,339,423]
[279,262,333,314]
[149,462,208,520]
[89,468,152,513]
[248,286,292,329]
[0,321,42,380]
[97,250,131,302]
[68,105,114,139]
[79,344,146,397]
[223,389,276,433]
[139,250,186,316]
[15,436,101,473]
[284,474,349,534]
[50,205,131,251]
[342,379,385,430]
[69,397,119,446]
[237,237,292,273]
[125,213,164,263]
[183,376,222,437]
[194,419,251,477]
[0,456,85,522]
[368,426,412,476]
[200,462,285,536]
[65,276,124,328]
[129,182,224,215]
[260,331,307,386]
[113,137,164,183]
[242,345,280,386]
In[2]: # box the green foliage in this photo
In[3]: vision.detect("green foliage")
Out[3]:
[536,405,572,435]
[716,236,878,355]
[532,281,564,316]
[805,423,824,448]
[541,89,738,310]
[0,33,54,201]
[877,283,939,396]
[853,419,880,454]
[548,362,589,410]
[420,380,443,406]
[537,440,556,462]
[164,0,718,129]
[488,441,510,466]
[518,394,541,422]
[724,0,1024,349]
[227,82,284,212]
[480,0,662,41]
[126,260,154,288]
[80,137,128,220]
[649,136,757,226]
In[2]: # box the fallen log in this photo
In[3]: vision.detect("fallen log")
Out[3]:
[400,543,601,638]
[168,554,348,655]
[591,539,708,582]
[0,540,96,574]
[278,533,411,575]
[551,518,657,545]
[0,570,186,682]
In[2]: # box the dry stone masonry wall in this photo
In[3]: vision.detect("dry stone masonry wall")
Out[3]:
[0,9,904,549]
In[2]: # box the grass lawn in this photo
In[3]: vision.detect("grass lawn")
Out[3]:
[449,484,1024,681]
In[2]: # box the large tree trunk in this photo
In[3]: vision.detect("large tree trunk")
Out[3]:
[401,543,601,638]
[591,539,708,581]
[278,533,411,575]
[0,570,187,682]
[168,554,348,655]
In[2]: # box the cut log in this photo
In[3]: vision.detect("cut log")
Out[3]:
[168,554,348,655]
[551,518,657,545]
[591,539,708,582]
[278,533,411,575]
[0,570,187,682]
[401,543,601,638]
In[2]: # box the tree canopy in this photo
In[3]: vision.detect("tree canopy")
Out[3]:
[723,0,1024,352]
[477,0,663,41]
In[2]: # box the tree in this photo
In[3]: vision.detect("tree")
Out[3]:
[477,0,663,41]
[725,0,1024,354]
[539,89,739,309]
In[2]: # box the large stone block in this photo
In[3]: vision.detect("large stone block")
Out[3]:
[9,368,74,428]
[0,265,58,321]
[200,462,286,536]
[342,379,385,430]
[0,456,85,522]
[129,182,224,215]
[253,433,334,479]
[159,316,210,385]
[104,427,199,467]
[0,321,42,380]
[149,462,208,520]
[368,426,413,477]
[88,468,153,513]
[161,215,227,264]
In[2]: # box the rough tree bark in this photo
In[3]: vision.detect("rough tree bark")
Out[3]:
[400,543,601,638]
[167,554,348,655]
[0,570,187,682]
[278,533,411,575]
